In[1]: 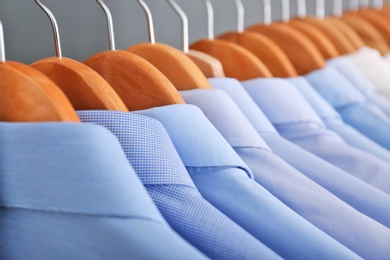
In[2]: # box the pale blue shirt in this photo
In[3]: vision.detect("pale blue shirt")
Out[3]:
[243,78,390,195]
[0,122,206,260]
[305,65,390,150]
[286,76,390,164]
[77,111,276,260]
[136,104,362,260]
[328,55,390,117]
[209,77,390,229]
[181,87,390,260]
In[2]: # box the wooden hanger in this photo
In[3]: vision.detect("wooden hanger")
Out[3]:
[190,0,273,81]
[247,0,325,75]
[0,21,79,122]
[30,0,128,112]
[217,0,298,78]
[84,0,185,111]
[167,0,225,78]
[340,0,389,55]
[126,0,212,90]
[292,0,357,55]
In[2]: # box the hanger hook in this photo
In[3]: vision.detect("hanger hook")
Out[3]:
[35,0,62,58]
[316,0,325,18]
[233,0,245,33]
[333,0,343,17]
[359,0,369,7]
[372,0,383,9]
[167,0,188,53]
[96,0,116,51]
[0,21,5,63]
[204,0,214,40]
[349,0,359,11]
[297,0,307,18]
[280,0,290,22]
[137,0,156,44]
[263,0,272,25]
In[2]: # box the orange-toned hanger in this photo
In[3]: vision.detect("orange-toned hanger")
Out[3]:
[0,20,79,122]
[126,0,211,90]
[291,0,357,55]
[167,0,225,78]
[189,0,273,80]
[247,0,325,75]
[30,0,128,112]
[340,0,389,55]
[84,0,185,111]
[216,0,298,77]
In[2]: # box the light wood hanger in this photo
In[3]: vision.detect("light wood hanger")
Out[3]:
[167,0,225,78]
[30,0,128,112]
[292,0,357,55]
[247,0,325,75]
[0,20,79,122]
[217,0,298,78]
[340,0,389,55]
[84,0,185,111]
[126,0,212,90]
[190,0,273,81]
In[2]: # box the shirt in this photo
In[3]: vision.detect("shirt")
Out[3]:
[0,122,206,260]
[243,77,390,195]
[286,76,390,164]
[347,47,390,100]
[328,55,390,117]
[181,87,390,260]
[208,77,390,229]
[77,111,278,260]
[305,64,390,150]
[136,104,361,260]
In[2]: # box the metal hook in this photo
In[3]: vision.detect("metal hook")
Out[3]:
[263,0,272,25]
[333,0,343,17]
[35,0,62,58]
[167,0,188,53]
[96,0,115,51]
[316,0,325,18]
[349,0,359,11]
[204,0,214,40]
[0,21,5,63]
[372,0,383,9]
[359,0,369,7]
[233,0,245,33]
[297,0,307,18]
[137,0,155,44]
[281,0,290,22]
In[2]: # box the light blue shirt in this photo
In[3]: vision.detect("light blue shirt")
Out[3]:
[182,87,390,260]
[328,55,390,117]
[286,76,390,164]
[0,122,206,260]
[77,111,277,260]
[243,77,390,195]
[136,104,361,260]
[305,65,390,150]
[209,77,390,229]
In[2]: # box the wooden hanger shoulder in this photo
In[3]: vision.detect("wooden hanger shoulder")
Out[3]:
[84,50,185,111]
[126,42,212,90]
[324,17,365,50]
[190,38,273,80]
[186,50,225,78]
[247,23,325,75]
[0,61,79,122]
[287,20,340,59]
[31,57,129,112]
[217,31,298,78]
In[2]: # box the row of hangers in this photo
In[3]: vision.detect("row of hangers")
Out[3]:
[1,0,390,123]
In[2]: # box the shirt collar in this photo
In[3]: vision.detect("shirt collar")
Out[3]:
[134,104,254,179]
[208,77,279,135]
[305,64,366,109]
[242,78,325,128]
[0,122,163,221]
[286,76,341,120]
[77,110,195,188]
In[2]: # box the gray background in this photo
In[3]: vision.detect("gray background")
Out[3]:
[1,0,389,64]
